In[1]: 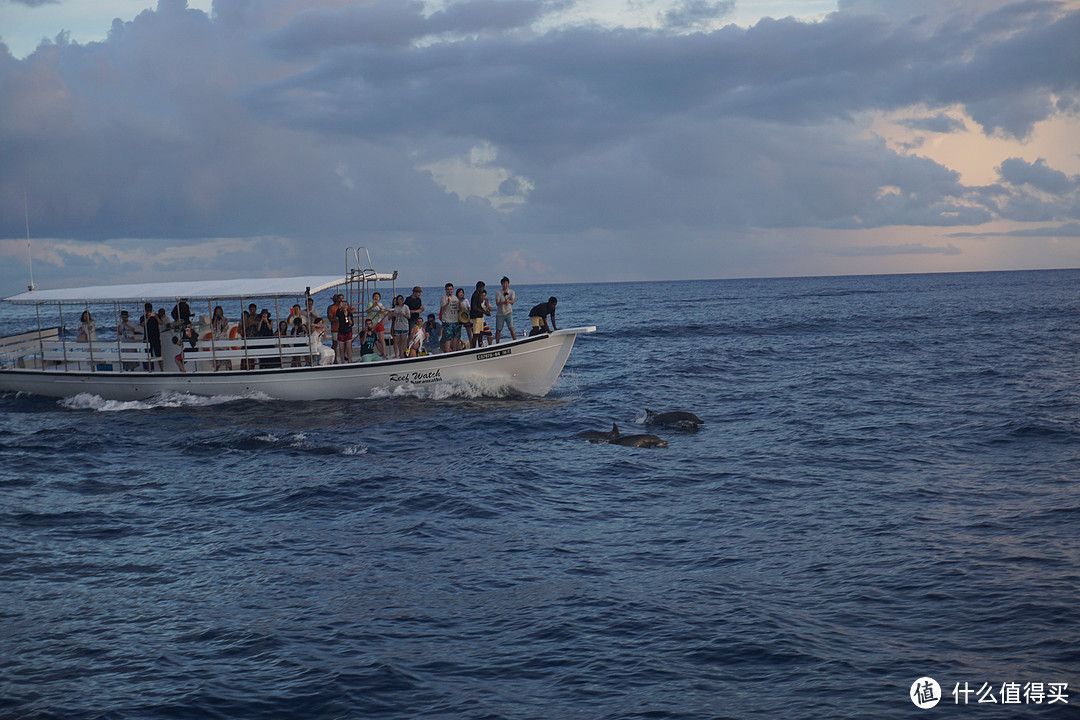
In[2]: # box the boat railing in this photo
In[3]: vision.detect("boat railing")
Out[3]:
[344,247,398,314]
[22,334,325,372]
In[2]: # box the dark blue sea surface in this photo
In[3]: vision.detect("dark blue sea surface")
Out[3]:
[2,271,1078,719]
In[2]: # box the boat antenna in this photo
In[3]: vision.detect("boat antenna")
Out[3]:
[24,192,35,292]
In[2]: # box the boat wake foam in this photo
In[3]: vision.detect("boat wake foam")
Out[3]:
[368,376,515,400]
[59,390,271,412]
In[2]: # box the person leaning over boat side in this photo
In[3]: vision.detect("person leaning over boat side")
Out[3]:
[358,318,384,362]
[142,302,162,371]
[528,297,558,336]
[495,276,516,343]
[439,283,460,353]
[390,295,411,359]
[404,286,425,329]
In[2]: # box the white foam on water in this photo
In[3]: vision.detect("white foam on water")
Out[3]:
[59,390,271,412]
[367,376,513,400]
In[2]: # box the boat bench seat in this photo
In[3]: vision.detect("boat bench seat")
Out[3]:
[0,327,61,367]
[40,340,155,363]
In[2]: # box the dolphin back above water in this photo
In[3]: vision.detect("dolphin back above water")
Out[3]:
[575,422,621,443]
[611,434,668,448]
[645,409,704,430]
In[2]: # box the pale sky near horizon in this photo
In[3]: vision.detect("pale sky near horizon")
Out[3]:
[0,0,1078,294]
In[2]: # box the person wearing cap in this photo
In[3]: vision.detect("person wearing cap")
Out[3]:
[117,310,137,342]
[404,286,425,328]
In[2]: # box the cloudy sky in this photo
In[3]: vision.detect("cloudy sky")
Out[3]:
[0,0,1078,294]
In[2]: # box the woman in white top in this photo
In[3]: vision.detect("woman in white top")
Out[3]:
[211,306,229,340]
[309,319,336,366]
[77,310,97,343]
[390,295,411,359]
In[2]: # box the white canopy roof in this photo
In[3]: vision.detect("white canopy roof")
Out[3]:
[4,275,397,305]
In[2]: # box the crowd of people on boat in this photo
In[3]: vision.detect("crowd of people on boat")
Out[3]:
[70,276,559,371]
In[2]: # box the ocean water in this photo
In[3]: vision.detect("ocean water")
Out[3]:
[1,270,1078,719]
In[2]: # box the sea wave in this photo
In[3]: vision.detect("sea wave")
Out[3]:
[182,431,368,457]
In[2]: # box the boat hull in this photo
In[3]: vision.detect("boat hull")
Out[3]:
[0,328,593,401]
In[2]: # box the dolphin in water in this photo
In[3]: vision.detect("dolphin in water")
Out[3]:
[645,409,704,430]
[611,434,668,448]
[575,422,620,443]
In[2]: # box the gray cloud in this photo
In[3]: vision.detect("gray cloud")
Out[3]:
[0,0,1078,291]
[999,157,1076,194]
[662,0,736,29]
[267,0,560,54]
[900,113,967,134]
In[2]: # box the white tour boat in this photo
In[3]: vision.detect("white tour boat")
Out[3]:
[0,255,593,401]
